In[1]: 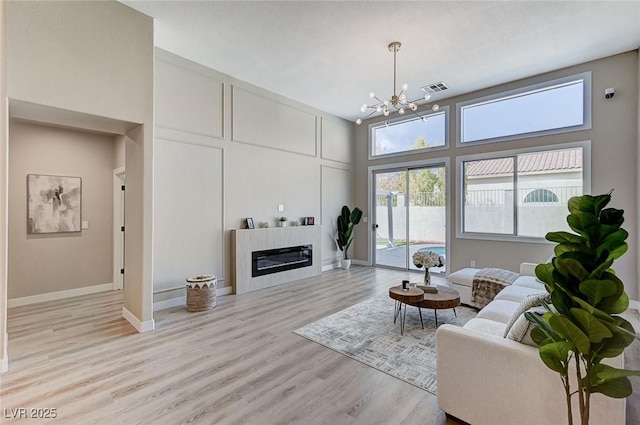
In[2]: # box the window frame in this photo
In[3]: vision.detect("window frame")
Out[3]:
[456,141,591,244]
[456,72,592,147]
[368,105,450,160]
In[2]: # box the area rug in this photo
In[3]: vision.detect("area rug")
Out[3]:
[293,292,477,395]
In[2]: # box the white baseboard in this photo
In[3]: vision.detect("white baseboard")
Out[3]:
[8,283,114,307]
[153,285,233,312]
[122,307,155,333]
[1,357,8,373]
[352,259,370,266]
[322,261,341,272]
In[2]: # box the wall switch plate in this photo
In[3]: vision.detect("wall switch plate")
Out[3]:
[82,221,89,230]
[278,204,284,212]
[470,260,476,267]
[362,217,368,223]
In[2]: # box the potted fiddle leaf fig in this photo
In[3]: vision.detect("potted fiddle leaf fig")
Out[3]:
[336,205,362,270]
[525,192,640,425]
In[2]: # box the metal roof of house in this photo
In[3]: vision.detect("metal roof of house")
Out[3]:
[466,148,583,178]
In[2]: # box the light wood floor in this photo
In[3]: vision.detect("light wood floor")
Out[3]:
[2,267,465,425]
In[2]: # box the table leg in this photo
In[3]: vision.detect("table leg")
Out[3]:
[394,300,401,324]
[401,303,407,335]
[434,309,438,327]
[453,307,457,318]
[418,307,424,329]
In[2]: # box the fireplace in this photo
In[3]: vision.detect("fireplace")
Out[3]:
[252,245,313,277]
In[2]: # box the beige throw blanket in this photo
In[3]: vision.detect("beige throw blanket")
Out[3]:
[471,268,520,309]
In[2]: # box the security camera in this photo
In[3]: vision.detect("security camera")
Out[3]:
[605,88,615,99]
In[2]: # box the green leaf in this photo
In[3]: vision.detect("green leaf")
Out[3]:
[546,231,585,244]
[555,258,589,282]
[599,291,629,315]
[600,208,624,227]
[591,377,633,398]
[569,308,612,343]
[578,279,617,305]
[350,207,363,225]
[548,314,591,354]
[535,263,554,285]
[538,341,572,374]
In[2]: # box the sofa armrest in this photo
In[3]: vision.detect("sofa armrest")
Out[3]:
[519,262,538,276]
[436,324,624,425]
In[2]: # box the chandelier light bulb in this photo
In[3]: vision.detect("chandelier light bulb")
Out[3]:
[432,104,440,112]
[410,103,417,111]
[360,104,368,113]
[399,108,405,114]
[376,106,382,112]
[424,93,431,101]
[369,92,375,99]
[383,100,389,106]
[356,118,362,125]
[401,83,408,91]
[383,108,390,117]
[421,116,427,122]
[385,120,390,127]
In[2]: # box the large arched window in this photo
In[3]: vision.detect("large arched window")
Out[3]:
[524,189,559,203]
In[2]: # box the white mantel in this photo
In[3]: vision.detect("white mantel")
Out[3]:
[232,226,322,294]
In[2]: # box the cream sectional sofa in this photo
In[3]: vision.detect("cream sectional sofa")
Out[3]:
[436,262,626,425]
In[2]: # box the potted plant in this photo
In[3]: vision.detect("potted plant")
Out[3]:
[336,205,362,269]
[277,216,288,227]
[525,192,640,425]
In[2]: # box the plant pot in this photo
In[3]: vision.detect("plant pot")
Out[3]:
[277,221,288,227]
[341,259,352,270]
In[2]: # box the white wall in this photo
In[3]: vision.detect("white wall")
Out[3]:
[354,51,639,299]
[153,50,353,304]
[8,121,117,300]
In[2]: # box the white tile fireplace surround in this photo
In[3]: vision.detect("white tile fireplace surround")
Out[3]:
[232,226,322,294]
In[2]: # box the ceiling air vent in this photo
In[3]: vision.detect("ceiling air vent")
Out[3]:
[421,81,449,94]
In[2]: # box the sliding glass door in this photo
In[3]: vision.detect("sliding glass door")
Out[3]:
[373,165,446,273]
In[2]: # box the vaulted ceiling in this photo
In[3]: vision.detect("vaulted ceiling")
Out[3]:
[121,1,640,122]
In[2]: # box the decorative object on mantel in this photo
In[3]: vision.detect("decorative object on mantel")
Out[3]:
[245,217,255,229]
[185,275,217,312]
[293,220,300,226]
[262,222,270,228]
[302,216,315,226]
[412,250,445,286]
[277,216,288,227]
[336,205,363,270]
[355,41,441,126]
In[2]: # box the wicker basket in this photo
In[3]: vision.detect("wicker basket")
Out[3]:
[186,275,217,312]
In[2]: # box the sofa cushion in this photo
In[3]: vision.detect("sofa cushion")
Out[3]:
[476,300,521,324]
[506,306,546,346]
[448,267,479,288]
[503,292,551,337]
[463,317,507,337]
[513,275,546,291]
[495,285,547,303]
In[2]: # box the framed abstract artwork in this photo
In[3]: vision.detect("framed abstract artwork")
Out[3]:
[27,174,82,234]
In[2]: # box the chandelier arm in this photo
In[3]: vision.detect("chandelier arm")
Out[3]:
[407,107,424,121]
[392,45,397,97]
[361,109,379,121]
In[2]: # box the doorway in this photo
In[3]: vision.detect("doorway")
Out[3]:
[373,164,447,273]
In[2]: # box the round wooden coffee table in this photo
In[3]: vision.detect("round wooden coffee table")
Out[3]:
[416,285,460,327]
[389,286,424,335]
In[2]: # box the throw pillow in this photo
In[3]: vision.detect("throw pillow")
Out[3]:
[502,292,551,338]
[507,306,546,346]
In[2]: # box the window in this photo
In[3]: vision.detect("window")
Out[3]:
[457,73,591,145]
[371,108,448,158]
[460,145,586,239]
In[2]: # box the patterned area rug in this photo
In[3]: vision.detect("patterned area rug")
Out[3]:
[294,292,478,395]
